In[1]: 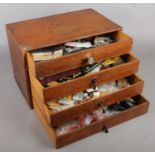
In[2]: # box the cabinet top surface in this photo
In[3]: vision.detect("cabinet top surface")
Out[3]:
[6,8,122,51]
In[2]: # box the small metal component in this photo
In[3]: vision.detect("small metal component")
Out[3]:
[91,78,97,89]
[94,36,113,47]
[91,78,97,84]
[97,102,105,113]
[97,102,104,107]
[103,125,109,133]
[87,56,94,65]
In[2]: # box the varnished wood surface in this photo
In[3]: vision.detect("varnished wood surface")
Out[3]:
[33,74,144,127]
[6,28,33,108]
[6,9,124,108]
[35,31,132,78]
[6,8,149,149]
[33,94,149,148]
[33,98,57,147]
[42,53,139,102]
[6,9,122,51]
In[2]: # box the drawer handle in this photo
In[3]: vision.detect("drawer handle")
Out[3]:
[86,56,94,65]
[103,125,109,133]
[91,78,97,89]
[91,78,97,84]
[97,102,106,113]
[97,102,104,108]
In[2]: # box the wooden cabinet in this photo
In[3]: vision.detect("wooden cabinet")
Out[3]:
[6,8,149,148]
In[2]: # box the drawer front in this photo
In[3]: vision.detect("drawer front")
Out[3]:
[33,94,149,148]
[43,54,139,102]
[56,95,149,148]
[49,75,144,126]
[34,75,144,127]
[28,31,132,78]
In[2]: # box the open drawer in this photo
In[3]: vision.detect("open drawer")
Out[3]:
[28,53,139,103]
[33,95,149,148]
[27,31,132,78]
[31,74,144,127]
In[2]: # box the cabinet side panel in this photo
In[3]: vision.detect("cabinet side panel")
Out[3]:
[6,28,33,109]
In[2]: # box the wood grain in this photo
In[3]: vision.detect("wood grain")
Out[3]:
[56,95,149,148]
[35,31,132,78]
[31,74,144,127]
[6,9,124,108]
[6,28,33,108]
[43,53,139,102]
[6,8,149,149]
[6,9,122,51]
[33,94,149,148]
[33,99,57,147]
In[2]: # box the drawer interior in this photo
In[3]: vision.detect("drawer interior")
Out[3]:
[30,31,131,63]
[29,54,139,102]
[54,95,148,136]
[27,31,132,78]
[31,74,144,127]
[33,94,149,148]
[28,53,139,102]
[28,53,138,87]
[46,74,143,114]
[39,54,137,87]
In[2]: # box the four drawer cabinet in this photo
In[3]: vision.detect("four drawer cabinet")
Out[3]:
[6,9,149,148]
